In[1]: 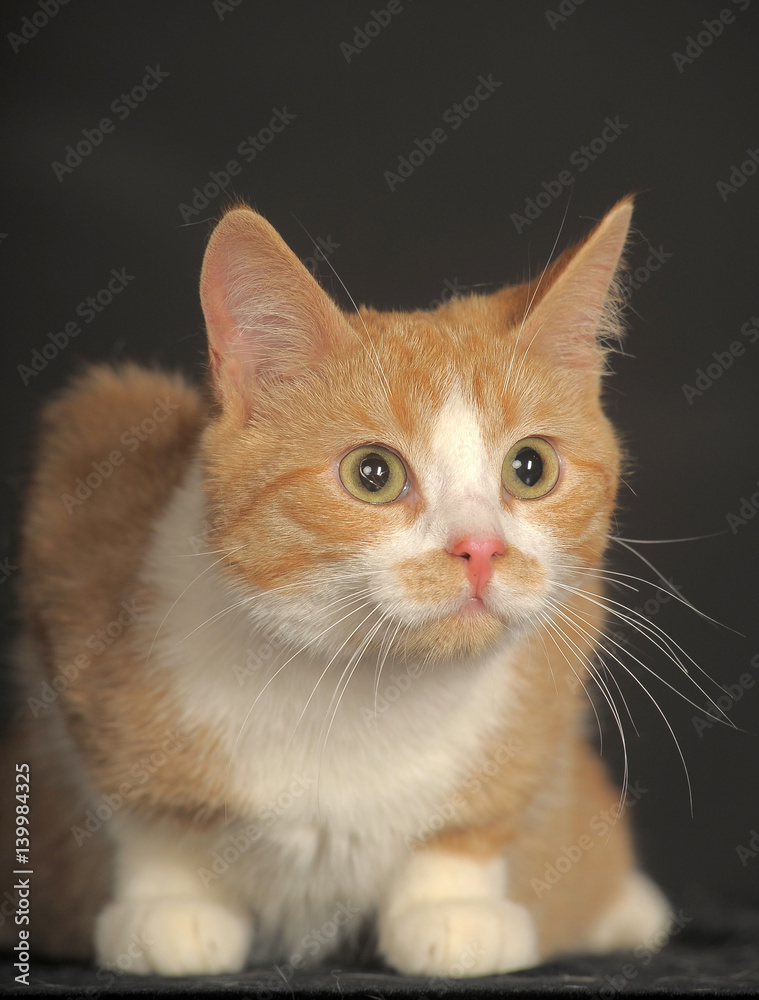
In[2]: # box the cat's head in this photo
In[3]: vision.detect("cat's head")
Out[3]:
[198,201,631,665]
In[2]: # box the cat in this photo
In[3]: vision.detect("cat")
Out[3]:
[1,197,673,978]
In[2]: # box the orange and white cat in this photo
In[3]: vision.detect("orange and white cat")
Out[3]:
[2,198,672,977]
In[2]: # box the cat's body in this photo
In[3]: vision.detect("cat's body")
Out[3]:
[1,200,671,977]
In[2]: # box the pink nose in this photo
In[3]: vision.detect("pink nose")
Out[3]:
[449,537,506,597]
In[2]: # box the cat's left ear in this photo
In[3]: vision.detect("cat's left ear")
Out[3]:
[522,197,634,373]
[200,206,347,408]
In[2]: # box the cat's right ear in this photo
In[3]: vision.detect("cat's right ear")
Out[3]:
[200,207,346,408]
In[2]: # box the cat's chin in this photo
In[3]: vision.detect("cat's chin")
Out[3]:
[399,604,507,662]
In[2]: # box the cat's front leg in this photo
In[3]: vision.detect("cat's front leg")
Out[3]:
[95,815,253,976]
[377,847,539,977]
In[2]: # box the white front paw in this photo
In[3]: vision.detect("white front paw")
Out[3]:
[379,898,539,977]
[95,897,253,975]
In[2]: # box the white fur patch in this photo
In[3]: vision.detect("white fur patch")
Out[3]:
[378,851,538,976]
[587,870,673,953]
[428,394,495,512]
[96,815,253,975]
[129,461,522,964]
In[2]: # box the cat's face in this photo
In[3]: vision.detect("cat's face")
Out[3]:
[199,204,629,664]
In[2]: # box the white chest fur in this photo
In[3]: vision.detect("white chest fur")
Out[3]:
[139,464,521,955]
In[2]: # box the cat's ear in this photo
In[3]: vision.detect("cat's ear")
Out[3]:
[200,206,346,405]
[522,197,634,372]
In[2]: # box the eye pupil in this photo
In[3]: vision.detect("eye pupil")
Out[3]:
[359,453,390,492]
[512,447,543,487]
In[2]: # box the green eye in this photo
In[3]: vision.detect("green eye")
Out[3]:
[339,445,408,504]
[502,437,560,499]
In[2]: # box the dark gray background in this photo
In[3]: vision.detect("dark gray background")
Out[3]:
[1,0,758,917]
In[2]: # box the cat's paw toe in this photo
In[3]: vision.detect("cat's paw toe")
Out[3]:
[95,897,253,975]
[379,898,539,977]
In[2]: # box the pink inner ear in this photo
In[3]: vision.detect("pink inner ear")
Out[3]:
[199,208,347,401]
[524,199,634,371]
